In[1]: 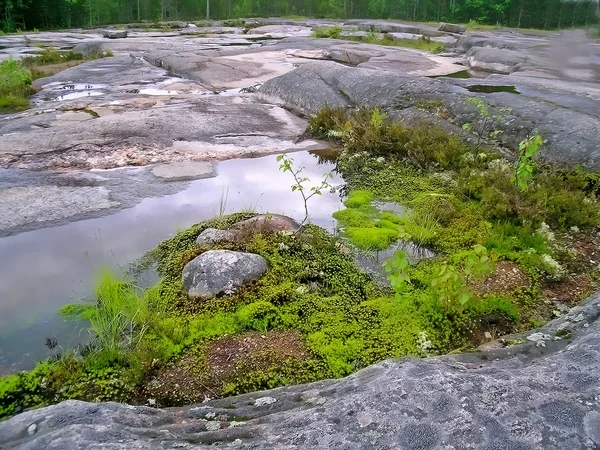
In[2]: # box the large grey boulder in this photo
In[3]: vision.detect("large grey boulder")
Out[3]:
[231,214,301,233]
[182,250,269,299]
[72,41,104,57]
[103,30,128,39]
[2,292,600,449]
[465,46,527,74]
[196,228,237,246]
[438,22,466,34]
[195,215,301,246]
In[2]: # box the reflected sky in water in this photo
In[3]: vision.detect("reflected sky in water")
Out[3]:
[0,151,343,373]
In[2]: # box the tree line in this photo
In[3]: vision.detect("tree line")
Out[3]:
[1,0,598,33]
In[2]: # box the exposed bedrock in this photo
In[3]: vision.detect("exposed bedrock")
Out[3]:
[258,61,600,170]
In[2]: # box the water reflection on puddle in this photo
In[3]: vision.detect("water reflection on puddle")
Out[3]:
[0,151,342,373]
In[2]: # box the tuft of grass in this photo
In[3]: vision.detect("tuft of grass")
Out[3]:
[0,95,30,113]
[74,268,165,355]
[312,26,343,39]
[22,47,84,67]
[326,32,445,54]
[0,58,33,113]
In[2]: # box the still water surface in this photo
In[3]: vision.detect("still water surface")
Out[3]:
[0,151,342,373]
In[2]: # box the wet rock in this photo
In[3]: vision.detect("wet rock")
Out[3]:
[196,228,237,246]
[438,22,466,34]
[182,250,269,299]
[103,30,128,39]
[327,47,382,65]
[246,25,311,37]
[1,56,325,171]
[3,291,600,449]
[465,46,527,74]
[0,185,119,233]
[259,61,600,170]
[150,162,216,181]
[231,214,301,234]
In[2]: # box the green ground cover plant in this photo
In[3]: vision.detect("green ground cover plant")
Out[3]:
[311,105,599,324]
[312,28,445,53]
[0,47,109,113]
[0,58,34,113]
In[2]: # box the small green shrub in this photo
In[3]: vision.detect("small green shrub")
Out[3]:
[313,26,343,39]
[308,106,347,139]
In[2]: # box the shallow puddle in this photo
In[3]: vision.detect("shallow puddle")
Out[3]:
[466,84,521,94]
[0,151,344,373]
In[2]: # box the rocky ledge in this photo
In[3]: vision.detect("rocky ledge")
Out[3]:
[2,291,599,449]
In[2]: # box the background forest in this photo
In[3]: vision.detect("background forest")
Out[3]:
[1,0,598,34]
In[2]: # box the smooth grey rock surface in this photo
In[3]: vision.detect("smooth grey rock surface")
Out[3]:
[72,41,104,57]
[2,291,600,449]
[438,22,466,34]
[465,46,527,74]
[103,30,128,39]
[1,56,323,171]
[259,61,600,170]
[196,228,237,245]
[231,214,301,233]
[182,250,269,299]
[0,185,119,231]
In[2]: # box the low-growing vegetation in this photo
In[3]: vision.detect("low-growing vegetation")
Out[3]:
[310,106,599,321]
[0,58,34,113]
[0,46,111,114]
[1,104,598,422]
[312,27,445,54]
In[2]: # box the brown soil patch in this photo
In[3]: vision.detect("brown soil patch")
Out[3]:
[30,60,87,79]
[145,329,309,406]
[543,273,595,306]
[567,232,600,272]
[472,261,531,295]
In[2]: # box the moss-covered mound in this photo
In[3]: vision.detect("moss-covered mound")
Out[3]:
[1,208,532,419]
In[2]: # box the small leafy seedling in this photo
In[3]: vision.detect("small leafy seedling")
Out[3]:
[277,154,334,226]
[513,134,543,192]
[462,97,505,149]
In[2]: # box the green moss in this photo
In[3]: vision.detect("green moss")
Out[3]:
[235,301,281,332]
[375,219,399,230]
[343,190,374,208]
[332,208,375,228]
[345,227,399,251]
[379,211,403,224]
